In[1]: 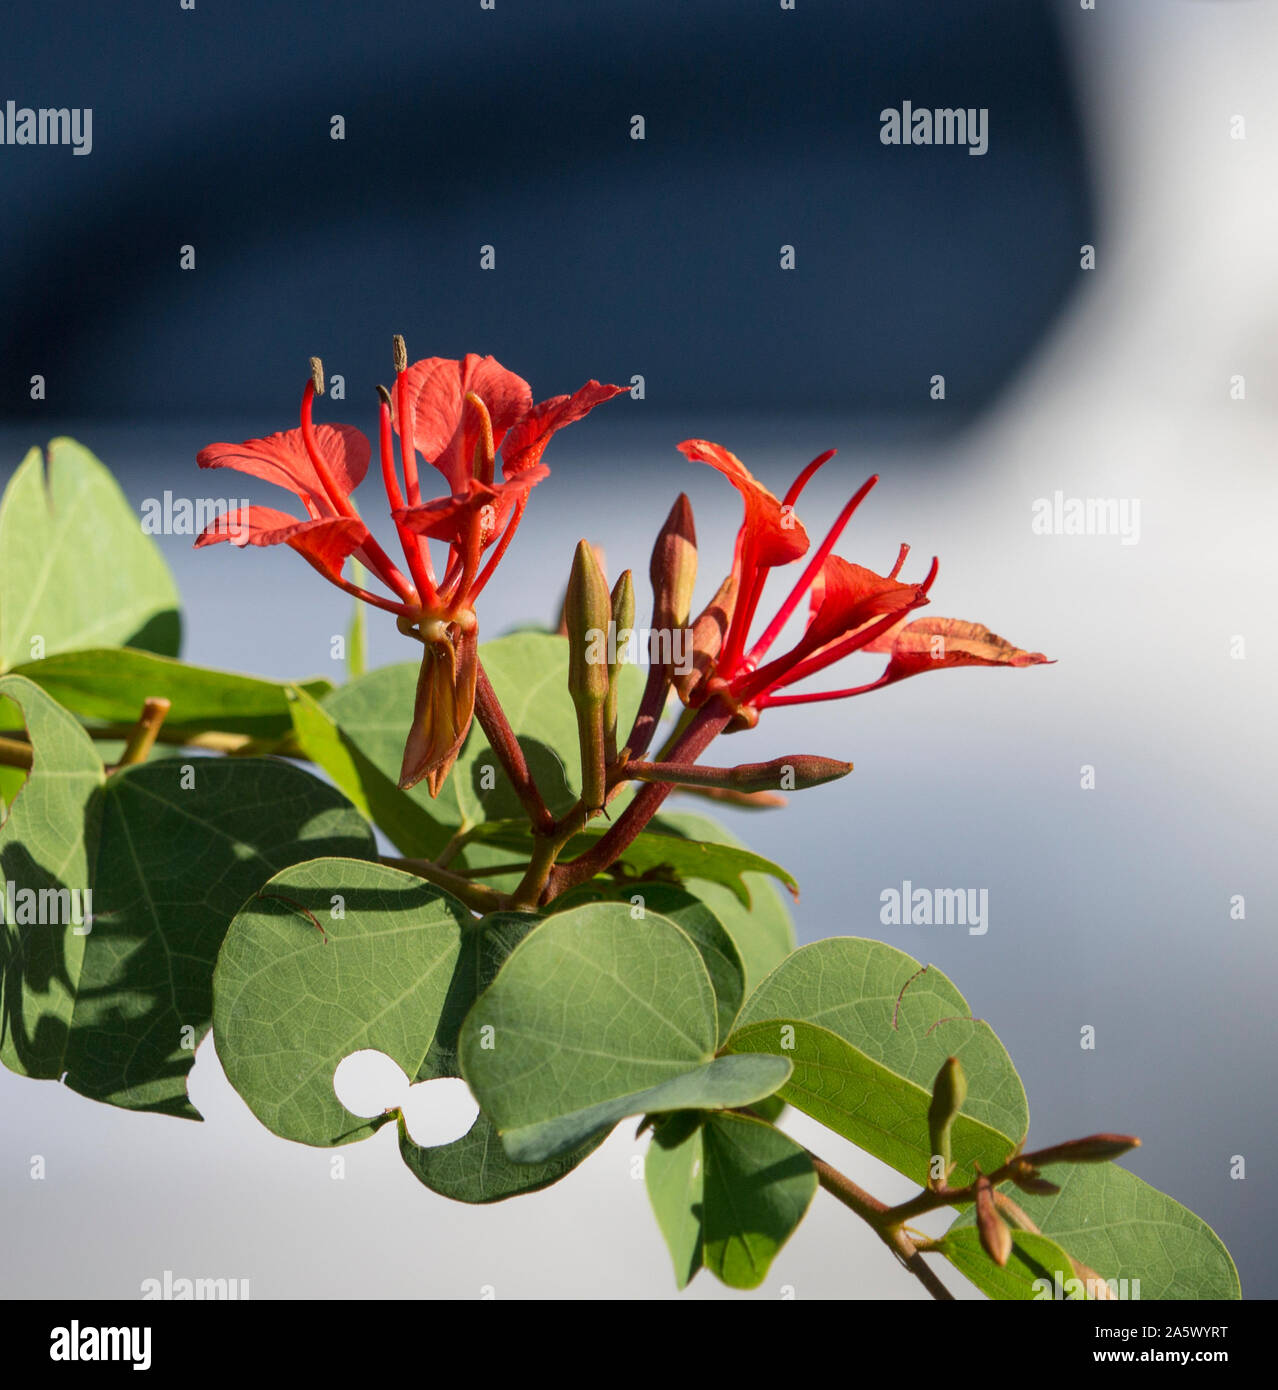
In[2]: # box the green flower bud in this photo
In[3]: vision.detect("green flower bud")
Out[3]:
[605,569,635,762]
[927,1055,967,1180]
[565,539,612,812]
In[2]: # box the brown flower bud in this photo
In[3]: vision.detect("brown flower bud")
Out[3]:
[1021,1134,1141,1168]
[625,754,851,794]
[650,493,697,633]
[673,573,737,705]
[975,1174,1013,1267]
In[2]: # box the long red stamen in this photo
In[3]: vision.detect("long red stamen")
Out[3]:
[782,449,837,509]
[394,337,422,508]
[303,373,417,606]
[470,495,526,601]
[717,543,767,677]
[300,379,357,519]
[309,567,412,617]
[741,473,879,670]
[379,388,435,607]
[888,542,910,579]
[758,675,890,707]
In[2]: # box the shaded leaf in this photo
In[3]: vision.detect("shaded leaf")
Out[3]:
[0,676,375,1118]
[647,1110,816,1290]
[459,902,791,1162]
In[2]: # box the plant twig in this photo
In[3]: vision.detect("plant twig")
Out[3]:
[0,735,33,771]
[118,698,172,766]
[543,697,733,901]
[379,853,510,915]
[806,1149,955,1301]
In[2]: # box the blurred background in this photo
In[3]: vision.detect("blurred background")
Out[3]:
[2,0,1275,1299]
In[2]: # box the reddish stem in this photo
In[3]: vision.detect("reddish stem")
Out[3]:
[544,698,733,900]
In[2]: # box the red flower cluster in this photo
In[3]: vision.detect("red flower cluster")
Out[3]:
[676,440,1049,723]
[197,345,624,791]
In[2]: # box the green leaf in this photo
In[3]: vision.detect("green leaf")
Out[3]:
[286,683,448,858]
[213,859,472,1146]
[308,633,645,849]
[725,1019,1016,1187]
[726,938,1028,1185]
[14,648,331,739]
[647,1110,816,1290]
[0,440,180,670]
[934,1228,1083,1300]
[947,1163,1241,1300]
[346,560,366,679]
[397,1108,604,1205]
[550,882,746,1041]
[0,675,375,1118]
[468,818,799,907]
[216,862,607,1202]
[459,902,792,1163]
[648,812,798,991]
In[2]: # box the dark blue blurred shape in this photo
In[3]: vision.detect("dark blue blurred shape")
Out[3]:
[0,0,1089,422]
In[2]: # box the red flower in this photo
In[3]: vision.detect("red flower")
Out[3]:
[197,346,623,792]
[676,439,1049,720]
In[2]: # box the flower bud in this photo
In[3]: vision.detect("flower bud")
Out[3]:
[650,493,697,634]
[1021,1134,1141,1168]
[605,569,635,762]
[565,539,612,812]
[975,1174,1013,1268]
[673,573,737,704]
[626,753,851,794]
[927,1056,966,1180]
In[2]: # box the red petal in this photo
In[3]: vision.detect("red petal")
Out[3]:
[195,506,368,584]
[501,381,627,478]
[877,617,1052,682]
[394,355,533,492]
[395,468,547,547]
[803,555,919,652]
[677,439,810,569]
[197,425,369,516]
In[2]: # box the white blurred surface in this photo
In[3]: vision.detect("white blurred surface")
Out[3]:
[3,0,1276,1299]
